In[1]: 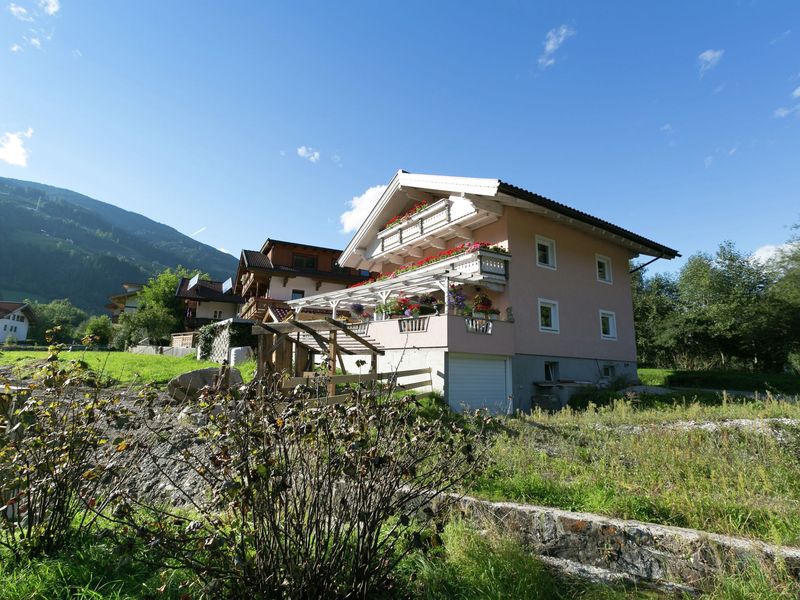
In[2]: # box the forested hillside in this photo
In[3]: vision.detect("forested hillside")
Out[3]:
[0,177,237,312]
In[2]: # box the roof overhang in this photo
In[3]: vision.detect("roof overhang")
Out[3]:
[339,171,679,267]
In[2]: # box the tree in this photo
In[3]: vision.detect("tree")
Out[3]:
[115,266,202,347]
[78,315,114,346]
[26,299,88,344]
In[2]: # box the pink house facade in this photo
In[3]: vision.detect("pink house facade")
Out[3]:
[288,171,678,413]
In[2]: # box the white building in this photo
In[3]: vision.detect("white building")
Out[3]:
[0,301,33,343]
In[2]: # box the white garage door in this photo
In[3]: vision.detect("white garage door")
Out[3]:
[447,354,510,414]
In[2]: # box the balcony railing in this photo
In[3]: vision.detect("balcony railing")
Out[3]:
[240,297,271,321]
[398,316,430,333]
[464,317,493,335]
[376,198,476,256]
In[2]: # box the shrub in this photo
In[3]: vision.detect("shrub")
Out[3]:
[111,378,489,598]
[0,336,134,559]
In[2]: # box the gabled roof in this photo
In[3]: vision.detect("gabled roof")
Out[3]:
[0,301,33,320]
[259,238,345,255]
[238,249,371,284]
[241,249,274,270]
[339,170,679,266]
[175,278,244,304]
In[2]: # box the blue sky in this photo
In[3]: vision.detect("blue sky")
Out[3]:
[1,1,798,275]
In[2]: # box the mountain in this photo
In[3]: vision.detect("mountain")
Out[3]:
[0,177,238,313]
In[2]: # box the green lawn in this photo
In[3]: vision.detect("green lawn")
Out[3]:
[638,368,800,394]
[0,350,225,386]
[474,396,800,546]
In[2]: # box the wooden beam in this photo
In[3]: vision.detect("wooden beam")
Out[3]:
[427,238,446,250]
[327,330,337,396]
[325,317,385,355]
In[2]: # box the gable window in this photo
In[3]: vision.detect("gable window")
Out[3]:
[291,289,305,300]
[292,254,317,270]
[535,236,556,270]
[544,361,560,382]
[538,299,559,333]
[599,310,617,340]
[596,254,612,283]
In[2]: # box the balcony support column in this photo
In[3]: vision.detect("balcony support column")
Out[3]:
[435,277,450,315]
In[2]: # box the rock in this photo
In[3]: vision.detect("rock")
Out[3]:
[167,367,243,403]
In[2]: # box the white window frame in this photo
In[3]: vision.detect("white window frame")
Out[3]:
[538,298,560,333]
[599,310,617,340]
[535,235,557,270]
[596,254,613,284]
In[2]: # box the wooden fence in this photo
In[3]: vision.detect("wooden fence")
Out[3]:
[280,367,432,405]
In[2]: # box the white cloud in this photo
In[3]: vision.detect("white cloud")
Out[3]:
[72,49,82,58]
[39,0,58,15]
[297,145,320,163]
[704,155,713,168]
[538,25,575,69]
[0,128,34,167]
[751,243,798,264]
[660,123,674,134]
[29,36,41,49]
[773,105,799,118]
[340,184,387,234]
[190,226,207,237]
[793,86,800,98]
[331,153,342,167]
[728,142,739,156]
[8,3,33,21]
[10,43,22,53]
[698,49,724,77]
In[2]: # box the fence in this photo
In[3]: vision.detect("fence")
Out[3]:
[279,367,432,405]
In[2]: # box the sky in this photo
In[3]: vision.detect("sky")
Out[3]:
[1,1,799,275]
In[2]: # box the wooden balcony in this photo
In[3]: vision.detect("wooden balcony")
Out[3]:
[372,197,500,261]
[240,297,271,321]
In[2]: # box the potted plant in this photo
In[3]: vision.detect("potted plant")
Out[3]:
[472,291,493,318]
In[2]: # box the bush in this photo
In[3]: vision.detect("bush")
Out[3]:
[111,378,489,598]
[0,338,134,559]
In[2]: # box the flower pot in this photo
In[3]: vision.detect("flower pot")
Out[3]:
[472,310,488,319]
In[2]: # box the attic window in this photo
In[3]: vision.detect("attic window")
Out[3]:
[292,254,316,270]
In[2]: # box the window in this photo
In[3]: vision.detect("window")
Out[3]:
[544,361,560,382]
[292,254,317,270]
[596,254,612,283]
[538,299,559,333]
[212,310,223,319]
[599,310,617,340]
[601,365,616,378]
[2,325,5,331]
[535,236,556,269]
[291,289,305,300]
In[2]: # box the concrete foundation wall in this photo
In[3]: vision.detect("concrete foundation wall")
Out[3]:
[512,354,637,411]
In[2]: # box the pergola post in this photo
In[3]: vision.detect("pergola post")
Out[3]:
[330,299,340,319]
[327,330,338,396]
[436,277,450,315]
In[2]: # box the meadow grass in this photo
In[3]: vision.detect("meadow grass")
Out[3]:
[0,530,189,600]
[0,350,235,386]
[473,397,800,546]
[638,368,800,394]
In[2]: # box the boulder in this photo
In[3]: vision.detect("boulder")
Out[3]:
[167,367,243,403]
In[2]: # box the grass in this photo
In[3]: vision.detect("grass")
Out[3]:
[638,368,800,394]
[0,350,260,387]
[0,530,190,600]
[473,396,800,545]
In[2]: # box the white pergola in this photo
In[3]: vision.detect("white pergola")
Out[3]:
[286,249,510,318]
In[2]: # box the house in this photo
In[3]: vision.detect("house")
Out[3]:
[234,238,373,322]
[175,275,244,330]
[286,171,679,413]
[0,301,34,343]
[106,282,144,322]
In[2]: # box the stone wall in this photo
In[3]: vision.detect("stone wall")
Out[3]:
[456,494,800,590]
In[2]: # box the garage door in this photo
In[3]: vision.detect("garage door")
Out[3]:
[447,354,511,414]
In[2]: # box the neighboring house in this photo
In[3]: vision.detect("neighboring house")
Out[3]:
[175,275,244,330]
[0,301,34,343]
[234,238,373,322]
[106,282,144,322]
[287,171,679,413]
